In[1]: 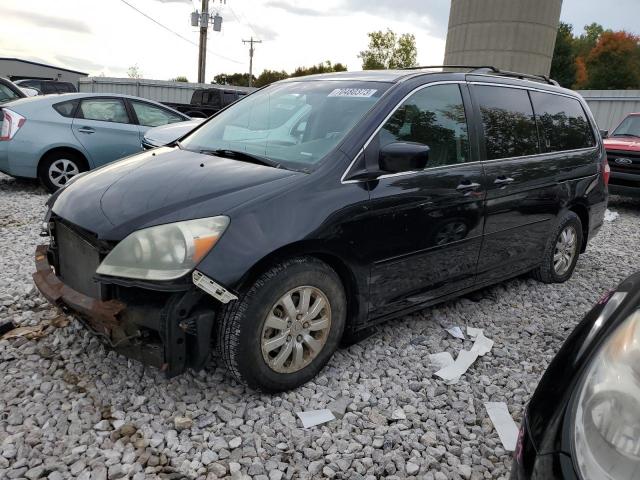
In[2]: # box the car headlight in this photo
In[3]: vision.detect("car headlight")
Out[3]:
[573,307,640,480]
[96,216,229,281]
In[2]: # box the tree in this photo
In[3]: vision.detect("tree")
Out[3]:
[550,22,577,88]
[172,76,188,82]
[290,61,347,78]
[127,64,142,79]
[254,69,289,87]
[585,31,640,89]
[358,29,418,70]
[574,22,605,58]
[213,73,255,86]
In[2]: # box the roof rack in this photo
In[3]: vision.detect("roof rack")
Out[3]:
[402,65,559,86]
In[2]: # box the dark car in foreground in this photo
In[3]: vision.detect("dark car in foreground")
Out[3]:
[603,113,640,197]
[511,272,640,480]
[34,67,608,392]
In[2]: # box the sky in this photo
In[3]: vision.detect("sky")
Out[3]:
[1,0,638,82]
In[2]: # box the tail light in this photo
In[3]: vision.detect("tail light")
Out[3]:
[602,157,610,185]
[0,109,26,141]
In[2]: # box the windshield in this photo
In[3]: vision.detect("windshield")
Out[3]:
[180,80,391,171]
[612,115,640,138]
[0,83,20,105]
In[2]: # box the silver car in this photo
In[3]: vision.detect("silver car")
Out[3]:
[0,93,189,191]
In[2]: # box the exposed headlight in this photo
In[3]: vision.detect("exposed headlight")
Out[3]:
[96,216,229,281]
[573,306,640,480]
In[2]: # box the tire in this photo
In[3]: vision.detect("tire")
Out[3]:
[38,152,86,193]
[532,211,583,284]
[217,256,346,392]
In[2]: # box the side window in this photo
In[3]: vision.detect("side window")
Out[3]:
[205,91,222,108]
[530,92,595,152]
[379,83,470,167]
[56,83,76,93]
[79,98,130,123]
[192,91,203,104]
[475,85,539,160]
[42,82,58,94]
[131,101,183,127]
[222,92,237,106]
[53,100,79,118]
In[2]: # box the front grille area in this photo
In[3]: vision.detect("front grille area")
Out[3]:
[55,221,102,298]
[607,149,640,174]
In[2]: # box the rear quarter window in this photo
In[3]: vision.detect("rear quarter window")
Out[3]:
[530,92,595,152]
[474,85,540,160]
[53,100,79,118]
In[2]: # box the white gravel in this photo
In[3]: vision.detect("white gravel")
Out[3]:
[1,171,639,480]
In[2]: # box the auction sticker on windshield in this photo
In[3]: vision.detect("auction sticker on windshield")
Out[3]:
[328,88,377,97]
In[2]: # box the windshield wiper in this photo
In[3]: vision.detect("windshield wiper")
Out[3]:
[200,148,281,169]
[613,133,640,138]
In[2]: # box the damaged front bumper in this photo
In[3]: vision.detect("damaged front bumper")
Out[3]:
[32,244,223,377]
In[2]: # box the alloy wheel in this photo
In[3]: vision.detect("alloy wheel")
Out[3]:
[261,286,332,374]
[553,225,577,275]
[48,159,80,188]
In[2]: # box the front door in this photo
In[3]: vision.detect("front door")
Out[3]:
[72,97,142,167]
[363,82,486,319]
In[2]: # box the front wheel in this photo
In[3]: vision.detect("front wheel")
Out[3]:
[216,257,346,392]
[533,211,583,283]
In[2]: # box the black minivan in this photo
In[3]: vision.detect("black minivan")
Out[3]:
[34,67,608,391]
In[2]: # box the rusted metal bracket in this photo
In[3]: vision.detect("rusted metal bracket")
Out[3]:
[32,244,125,336]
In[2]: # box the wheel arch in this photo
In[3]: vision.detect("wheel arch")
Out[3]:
[38,146,91,174]
[567,202,589,253]
[234,241,365,331]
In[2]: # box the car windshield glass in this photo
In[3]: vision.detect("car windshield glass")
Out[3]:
[0,84,20,104]
[180,80,391,171]
[612,115,640,138]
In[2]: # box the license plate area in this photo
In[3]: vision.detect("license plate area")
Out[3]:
[56,221,102,299]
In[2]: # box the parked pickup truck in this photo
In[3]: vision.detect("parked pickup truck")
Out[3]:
[163,86,254,118]
[603,113,640,197]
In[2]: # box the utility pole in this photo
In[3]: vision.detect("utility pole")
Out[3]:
[242,37,262,87]
[197,0,209,83]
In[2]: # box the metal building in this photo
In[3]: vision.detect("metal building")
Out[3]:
[578,90,640,131]
[444,0,563,76]
[0,58,88,86]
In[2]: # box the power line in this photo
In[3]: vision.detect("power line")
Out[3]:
[117,0,241,65]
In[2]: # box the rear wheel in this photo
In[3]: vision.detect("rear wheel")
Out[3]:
[216,257,346,392]
[533,211,583,283]
[38,152,86,192]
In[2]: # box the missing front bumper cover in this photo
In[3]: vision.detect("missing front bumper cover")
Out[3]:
[192,270,237,304]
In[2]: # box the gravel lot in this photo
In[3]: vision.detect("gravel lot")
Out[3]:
[1,171,639,480]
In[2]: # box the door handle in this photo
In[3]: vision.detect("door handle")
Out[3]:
[494,176,515,185]
[78,127,95,134]
[456,181,481,192]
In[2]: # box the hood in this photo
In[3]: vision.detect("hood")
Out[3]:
[603,137,640,152]
[52,147,302,240]
[143,119,204,146]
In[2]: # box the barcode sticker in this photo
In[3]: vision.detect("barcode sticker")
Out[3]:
[328,88,377,98]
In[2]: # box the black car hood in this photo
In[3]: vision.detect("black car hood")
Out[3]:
[52,147,301,240]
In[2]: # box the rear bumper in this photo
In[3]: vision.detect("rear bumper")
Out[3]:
[33,244,216,376]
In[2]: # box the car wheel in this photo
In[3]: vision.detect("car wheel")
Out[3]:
[38,152,86,192]
[217,256,346,392]
[533,211,583,284]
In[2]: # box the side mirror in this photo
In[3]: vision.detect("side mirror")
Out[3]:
[379,142,429,174]
[600,129,609,139]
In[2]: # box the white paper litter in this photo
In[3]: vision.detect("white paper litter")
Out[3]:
[445,326,465,339]
[434,349,479,384]
[296,409,335,428]
[484,402,519,451]
[470,332,494,356]
[604,209,619,222]
[467,326,483,339]
[428,352,455,370]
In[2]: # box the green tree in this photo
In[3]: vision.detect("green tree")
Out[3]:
[585,31,640,89]
[550,22,577,88]
[213,73,255,86]
[254,69,289,87]
[172,75,188,82]
[358,29,418,70]
[574,22,605,58]
[127,64,142,79]
[290,60,347,78]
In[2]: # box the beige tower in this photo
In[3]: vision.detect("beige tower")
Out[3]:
[444,0,563,76]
